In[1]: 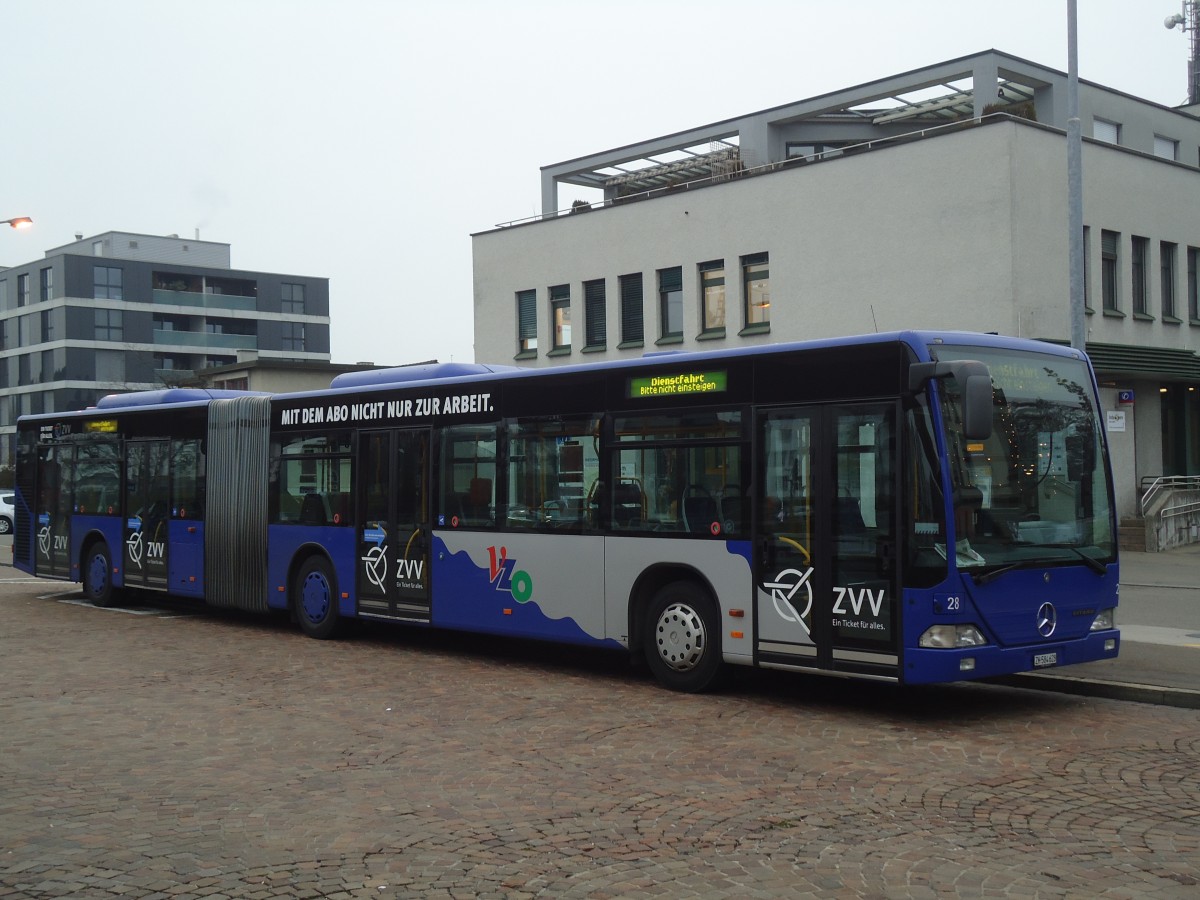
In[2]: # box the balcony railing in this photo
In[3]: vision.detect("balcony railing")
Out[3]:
[152,288,257,312]
[153,328,257,350]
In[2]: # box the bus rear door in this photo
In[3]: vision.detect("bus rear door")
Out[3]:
[357,428,431,622]
[756,403,900,679]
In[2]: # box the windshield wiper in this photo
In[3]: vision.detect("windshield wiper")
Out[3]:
[971,562,1021,586]
[1052,544,1108,576]
[971,547,1108,585]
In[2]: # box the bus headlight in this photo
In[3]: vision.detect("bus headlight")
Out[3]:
[919,624,988,648]
[1090,608,1116,631]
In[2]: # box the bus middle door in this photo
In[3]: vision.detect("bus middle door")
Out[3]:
[124,439,171,591]
[357,428,431,622]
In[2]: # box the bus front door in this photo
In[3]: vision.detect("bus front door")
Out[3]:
[756,403,900,678]
[357,428,431,622]
[34,444,74,579]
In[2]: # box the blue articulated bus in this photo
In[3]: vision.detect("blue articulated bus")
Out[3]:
[13,331,1119,691]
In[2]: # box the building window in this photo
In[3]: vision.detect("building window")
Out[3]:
[92,240,104,256]
[742,252,771,330]
[658,266,683,342]
[516,289,537,356]
[1093,119,1120,144]
[549,283,571,353]
[95,349,126,382]
[282,322,305,351]
[39,267,53,302]
[281,282,305,315]
[1082,226,1092,311]
[1101,231,1120,313]
[583,278,606,350]
[1154,135,1179,161]
[1162,242,1179,320]
[699,261,725,336]
[93,266,123,300]
[17,273,30,308]
[1132,236,1149,317]
[0,279,6,311]
[94,308,123,341]
[1189,247,1199,322]
[40,309,52,342]
[619,273,644,347]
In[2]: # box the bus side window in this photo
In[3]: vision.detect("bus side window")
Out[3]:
[440,425,498,528]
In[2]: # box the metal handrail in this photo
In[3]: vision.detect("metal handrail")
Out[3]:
[1139,474,1200,517]
[1158,498,1200,521]
[497,113,1028,229]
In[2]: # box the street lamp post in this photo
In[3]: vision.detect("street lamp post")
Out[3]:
[2,217,33,229]
[1067,0,1086,352]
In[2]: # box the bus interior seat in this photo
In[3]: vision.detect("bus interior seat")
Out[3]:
[682,486,718,535]
[835,496,865,534]
[612,480,643,528]
[719,486,743,535]
[299,492,328,526]
[465,477,493,524]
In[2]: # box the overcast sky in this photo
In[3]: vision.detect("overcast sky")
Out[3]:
[4,0,1193,366]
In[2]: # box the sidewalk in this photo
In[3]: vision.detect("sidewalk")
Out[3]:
[992,545,1200,708]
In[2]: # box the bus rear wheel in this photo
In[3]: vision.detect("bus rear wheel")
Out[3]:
[294,555,341,639]
[83,541,117,608]
[643,582,724,693]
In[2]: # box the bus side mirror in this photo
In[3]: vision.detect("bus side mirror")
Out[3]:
[908,360,993,441]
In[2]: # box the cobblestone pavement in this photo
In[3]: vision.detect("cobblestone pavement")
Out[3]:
[2,581,1198,899]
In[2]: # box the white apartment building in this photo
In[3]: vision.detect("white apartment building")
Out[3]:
[472,50,1200,525]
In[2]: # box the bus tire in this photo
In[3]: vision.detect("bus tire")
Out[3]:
[643,582,724,693]
[82,541,117,608]
[294,554,341,640]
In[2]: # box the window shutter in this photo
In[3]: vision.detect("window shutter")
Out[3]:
[621,274,644,342]
[517,289,537,340]
[658,267,682,293]
[585,279,606,346]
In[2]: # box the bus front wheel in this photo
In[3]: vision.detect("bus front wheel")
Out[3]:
[643,582,724,693]
[82,541,117,608]
[294,555,342,640]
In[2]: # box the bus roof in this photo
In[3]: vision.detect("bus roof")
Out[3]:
[280,330,1089,403]
[93,388,269,409]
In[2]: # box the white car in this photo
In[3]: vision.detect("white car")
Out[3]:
[0,493,13,535]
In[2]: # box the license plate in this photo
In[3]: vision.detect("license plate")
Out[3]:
[1033,652,1058,668]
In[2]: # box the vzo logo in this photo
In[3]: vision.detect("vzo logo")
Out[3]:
[487,546,533,603]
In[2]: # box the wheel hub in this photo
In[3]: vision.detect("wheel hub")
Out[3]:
[302,572,330,623]
[654,602,706,672]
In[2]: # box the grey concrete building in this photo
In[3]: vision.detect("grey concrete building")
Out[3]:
[471,50,1200,526]
[0,230,331,465]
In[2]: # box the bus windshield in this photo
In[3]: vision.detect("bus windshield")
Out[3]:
[933,344,1116,576]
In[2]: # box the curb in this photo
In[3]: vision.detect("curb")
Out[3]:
[988,673,1200,710]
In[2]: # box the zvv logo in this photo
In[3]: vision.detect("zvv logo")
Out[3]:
[764,567,814,635]
[361,526,388,591]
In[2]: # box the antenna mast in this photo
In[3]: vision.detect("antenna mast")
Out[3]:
[1165,1,1200,105]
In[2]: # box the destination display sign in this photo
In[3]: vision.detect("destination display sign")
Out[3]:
[629,371,727,398]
